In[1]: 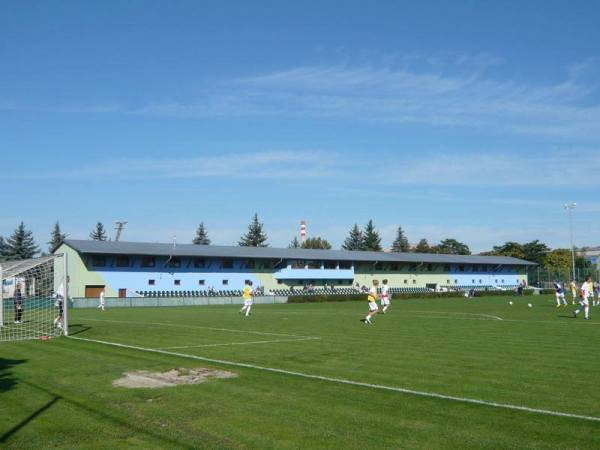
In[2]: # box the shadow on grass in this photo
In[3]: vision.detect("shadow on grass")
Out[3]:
[67,324,92,336]
[9,380,215,449]
[0,396,60,443]
[0,358,27,393]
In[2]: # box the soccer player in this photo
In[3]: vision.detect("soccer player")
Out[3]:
[593,281,600,307]
[380,279,390,314]
[361,279,379,325]
[54,296,64,330]
[554,281,567,307]
[573,276,593,320]
[240,281,253,317]
[13,284,23,324]
[97,289,106,311]
[569,280,578,305]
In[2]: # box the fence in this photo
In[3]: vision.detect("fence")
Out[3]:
[527,266,599,287]
[70,295,289,309]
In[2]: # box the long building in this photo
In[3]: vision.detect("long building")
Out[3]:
[56,240,535,298]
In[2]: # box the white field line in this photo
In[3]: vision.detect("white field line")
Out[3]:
[404,310,503,321]
[80,317,318,339]
[70,335,600,424]
[157,336,320,350]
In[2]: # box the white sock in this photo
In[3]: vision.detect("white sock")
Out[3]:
[245,306,251,316]
[585,306,589,319]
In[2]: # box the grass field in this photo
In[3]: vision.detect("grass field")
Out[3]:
[2,294,600,449]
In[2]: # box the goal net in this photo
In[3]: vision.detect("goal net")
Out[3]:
[0,254,68,342]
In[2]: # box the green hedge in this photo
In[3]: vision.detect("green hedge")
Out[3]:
[288,294,366,303]
[287,289,535,303]
[473,289,534,297]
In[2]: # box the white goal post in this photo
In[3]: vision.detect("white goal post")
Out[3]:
[0,253,68,342]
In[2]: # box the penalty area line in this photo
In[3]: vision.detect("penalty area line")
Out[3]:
[69,335,600,424]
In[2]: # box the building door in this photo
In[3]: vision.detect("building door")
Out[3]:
[118,288,127,298]
[85,285,105,298]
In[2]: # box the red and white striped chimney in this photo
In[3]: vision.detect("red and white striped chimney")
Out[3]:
[300,220,307,243]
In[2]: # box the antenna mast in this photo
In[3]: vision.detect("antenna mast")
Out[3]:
[114,221,128,242]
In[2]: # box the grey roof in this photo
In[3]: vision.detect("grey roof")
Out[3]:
[60,239,536,266]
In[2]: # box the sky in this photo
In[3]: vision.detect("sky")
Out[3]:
[1,0,600,253]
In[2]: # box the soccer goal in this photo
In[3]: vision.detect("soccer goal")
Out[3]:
[0,253,68,342]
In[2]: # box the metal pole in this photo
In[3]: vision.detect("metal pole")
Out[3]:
[564,203,577,281]
[62,253,69,336]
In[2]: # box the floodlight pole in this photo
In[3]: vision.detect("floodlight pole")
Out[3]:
[62,253,69,336]
[564,203,577,281]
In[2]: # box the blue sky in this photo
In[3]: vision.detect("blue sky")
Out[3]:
[1,0,599,252]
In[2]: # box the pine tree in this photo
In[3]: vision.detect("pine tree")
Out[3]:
[5,222,40,260]
[48,221,67,252]
[238,213,269,247]
[0,236,8,261]
[414,238,431,253]
[288,236,301,248]
[391,226,410,252]
[192,222,211,245]
[342,224,364,251]
[302,237,332,250]
[362,220,382,251]
[89,222,107,241]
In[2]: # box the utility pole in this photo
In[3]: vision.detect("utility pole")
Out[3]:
[114,221,128,242]
[564,203,576,280]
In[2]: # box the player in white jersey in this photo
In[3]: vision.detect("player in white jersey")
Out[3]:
[573,276,592,320]
[554,281,567,307]
[97,289,106,311]
[380,279,391,314]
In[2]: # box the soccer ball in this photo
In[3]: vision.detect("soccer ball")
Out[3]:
[527,303,533,308]
[509,301,513,305]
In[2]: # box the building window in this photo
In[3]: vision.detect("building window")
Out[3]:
[193,258,206,268]
[412,279,416,284]
[409,263,417,272]
[339,261,352,270]
[116,256,130,267]
[426,263,433,271]
[246,259,256,269]
[222,279,229,285]
[324,261,337,269]
[447,280,451,284]
[306,260,321,269]
[459,265,465,272]
[495,279,498,283]
[473,265,479,272]
[168,258,181,268]
[198,280,205,285]
[444,264,451,272]
[479,280,482,284]
[174,280,181,286]
[222,259,233,269]
[501,279,505,283]
[141,257,155,268]
[277,279,283,284]
[244,279,251,285]
[454,279,458,284]
[91,255,106,267]
[404,279,408,284]
[472,279,475,284]
[291,260,305,269]
[148,279,155,286]
[390,263,399,271]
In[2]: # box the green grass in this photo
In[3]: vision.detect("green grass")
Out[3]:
[2,294,600,449]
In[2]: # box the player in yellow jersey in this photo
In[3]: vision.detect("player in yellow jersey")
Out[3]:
[569,280,578,305]
[361,279,379,325]
[239,280,253,317]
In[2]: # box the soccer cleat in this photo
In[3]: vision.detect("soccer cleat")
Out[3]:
[585,317,591,320]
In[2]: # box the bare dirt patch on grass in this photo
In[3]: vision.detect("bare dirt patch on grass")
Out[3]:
[113,367,237,388]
